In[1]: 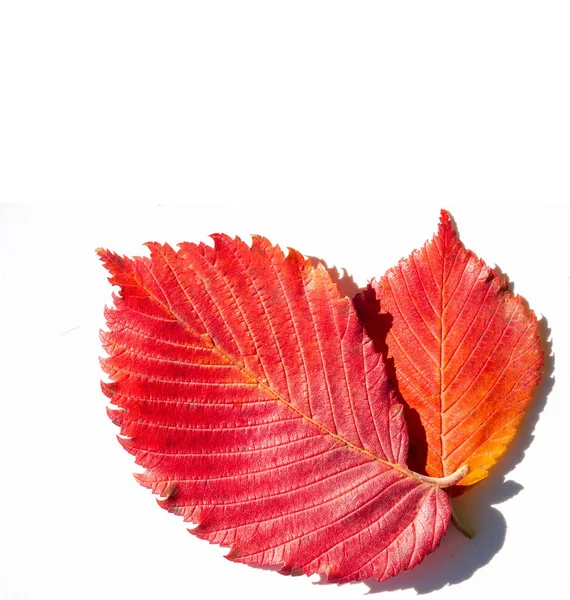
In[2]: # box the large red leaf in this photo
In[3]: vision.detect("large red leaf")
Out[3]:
[360,211,544,487]
[99,237,467,583]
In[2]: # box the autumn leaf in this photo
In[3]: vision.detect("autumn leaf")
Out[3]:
[358,211,544,487]
[98,236,468,584]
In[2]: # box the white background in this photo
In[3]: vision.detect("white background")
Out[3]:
[1,2,569,600]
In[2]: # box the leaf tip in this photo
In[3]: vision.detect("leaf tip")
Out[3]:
[435,209,460,249]
[438,208,454,233]
[96,247,113,264]
[439,208,451,224]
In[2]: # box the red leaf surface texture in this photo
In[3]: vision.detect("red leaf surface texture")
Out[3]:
[99,237,462,583]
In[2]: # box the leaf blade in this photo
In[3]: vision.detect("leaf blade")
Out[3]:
[363,211,544,486]
[99,237,452,583]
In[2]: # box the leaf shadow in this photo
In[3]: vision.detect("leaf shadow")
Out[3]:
[313,256,554,593]
[307,256,361,299]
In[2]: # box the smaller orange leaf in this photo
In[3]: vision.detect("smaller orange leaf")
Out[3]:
[359,210,544,486]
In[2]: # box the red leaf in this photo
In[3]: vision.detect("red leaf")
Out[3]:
[359,211,544,487]
[99,236,466,583]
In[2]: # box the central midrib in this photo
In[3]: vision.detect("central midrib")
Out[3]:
[439,239,447,476]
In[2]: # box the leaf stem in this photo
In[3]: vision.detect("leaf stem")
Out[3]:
[451,507,474,539]
[407,464,470,489]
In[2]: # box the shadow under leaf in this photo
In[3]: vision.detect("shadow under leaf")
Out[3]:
[307,256,361,299]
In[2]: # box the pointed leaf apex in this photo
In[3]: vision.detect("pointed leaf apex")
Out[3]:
[96,247,112,262]
[437,208,455,235]
[436,209,460,251]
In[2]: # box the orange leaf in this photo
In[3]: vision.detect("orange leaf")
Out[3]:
[359,211,544,487]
